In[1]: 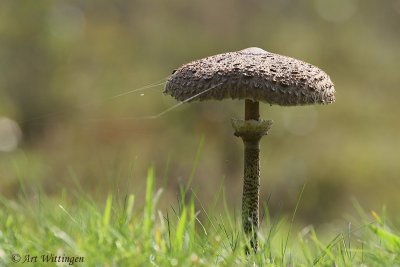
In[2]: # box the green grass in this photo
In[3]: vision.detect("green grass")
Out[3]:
[1,168,400,266]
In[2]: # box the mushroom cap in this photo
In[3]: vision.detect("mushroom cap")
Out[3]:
[164,47,335,106]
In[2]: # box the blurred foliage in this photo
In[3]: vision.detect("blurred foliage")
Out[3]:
[0,0,399,224]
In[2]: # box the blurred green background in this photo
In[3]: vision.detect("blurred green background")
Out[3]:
[0,0,399,225]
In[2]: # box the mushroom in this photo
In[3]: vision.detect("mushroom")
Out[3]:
[164,47,335,252]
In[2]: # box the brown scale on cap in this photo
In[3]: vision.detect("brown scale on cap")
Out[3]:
[164,47,335,106]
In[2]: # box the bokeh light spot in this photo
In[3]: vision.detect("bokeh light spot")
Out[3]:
[0,117,22,152]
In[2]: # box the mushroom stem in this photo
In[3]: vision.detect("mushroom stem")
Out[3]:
[232,100,272,253]
[245,99,260,120]
[243,100,261,252]
[242,135,261,252]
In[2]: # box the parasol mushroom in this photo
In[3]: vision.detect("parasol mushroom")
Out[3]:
[164,47,335,252]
